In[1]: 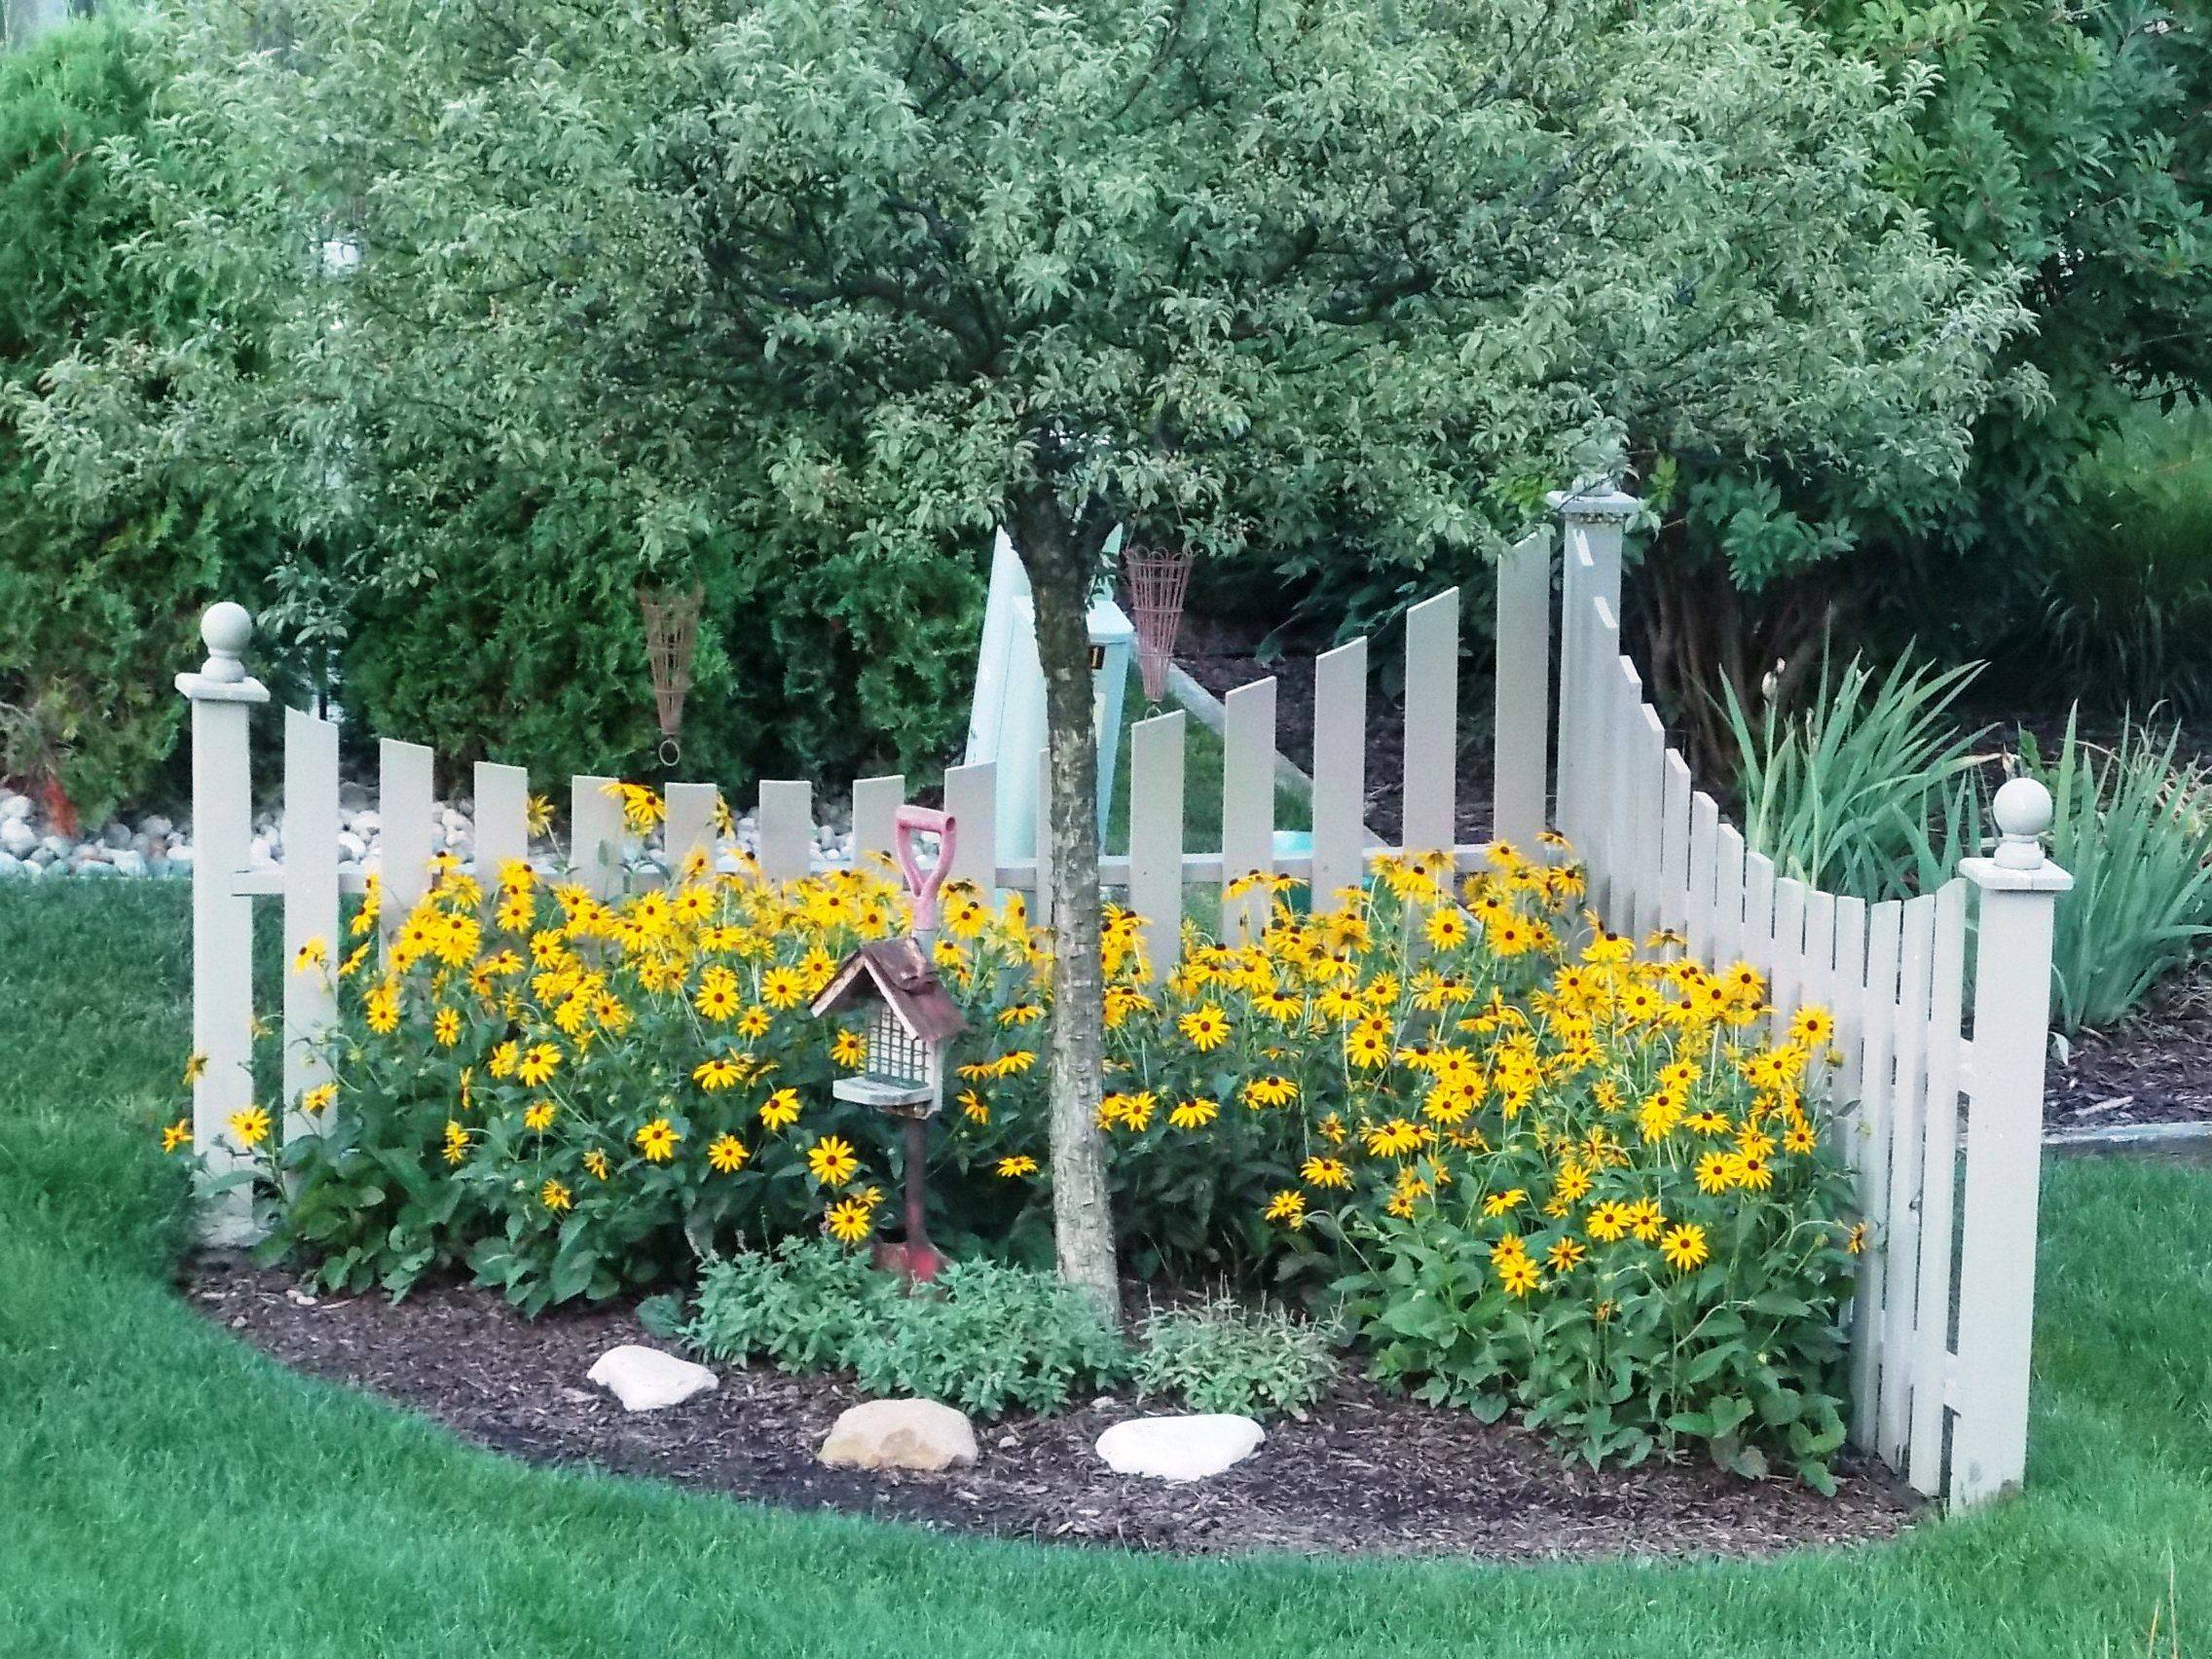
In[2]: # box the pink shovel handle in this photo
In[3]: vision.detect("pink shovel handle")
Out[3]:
[893,805,957,930]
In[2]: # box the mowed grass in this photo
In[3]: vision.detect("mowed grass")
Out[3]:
[4,881,2209,1657]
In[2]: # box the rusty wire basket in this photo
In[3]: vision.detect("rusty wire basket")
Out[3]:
[1122,544,1195,704]
[638,583,704,768]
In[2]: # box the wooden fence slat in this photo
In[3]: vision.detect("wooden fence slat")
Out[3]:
[1713,824,1747,964]
[941,761,998,899]
[1634,708,1668,941]
[1850,900,1904,1449]
[1908,878,1970,1495]
[1685,793,1720,962]
[1310,637,1369,903]
[570,774,624,900]
[1743,851,1777,979]
[1879,891,1938,1464]
[1770,877,1809,1025]
[281,708,340,1151]
[756,780,813,883]
[1221,677,1278,941]
[1830,896,1869,1106]
[1129,711,1187,983]
[1658,753,1693,941]
[850,775,903,873]
[1404,586,1461,854]
[1493,531,1550,849]
[1585,603,1625,900]
[1605,661,1642,929]
[378,739,435,942]
[1802,888,1837,1032]
[664,782,720,879]
[473,761,530,880]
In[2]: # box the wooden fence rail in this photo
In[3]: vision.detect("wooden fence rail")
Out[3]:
[179,492,2065,1507]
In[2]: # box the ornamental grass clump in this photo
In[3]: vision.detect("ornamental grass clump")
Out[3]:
[1133,1297,1339,1421]
[208,801,1861,1479]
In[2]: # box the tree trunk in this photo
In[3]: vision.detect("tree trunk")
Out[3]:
[1009,493,1120,1316]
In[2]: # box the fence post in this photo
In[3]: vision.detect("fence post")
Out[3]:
[1549,488,1639,860]
[176,604,270,1245]
[1950,778,2071,1505]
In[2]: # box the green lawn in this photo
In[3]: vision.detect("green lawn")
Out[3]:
[5,881,2207,1657]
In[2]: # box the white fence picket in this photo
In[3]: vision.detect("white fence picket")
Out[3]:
[1908,878,1969,1495]
[1713,824,1747,963]
[1830,897,1869,1105]
[1129,710,1187,982]
[756,780,812,883]
[1403,587,1460,853]
[664,782,720,877]
[1633,708,1668,941]
[1311,639,1368,904]
[1658,754,1692,941]
[1493,531,1550,849]
[473,761,530,879]
[941,761,997,897]
[570,775,624,899]
[1803,890,1837,1036]
[1879,892,1938,1463]
[1221,678,1277,941]
[281,708,339,1150]
[1685,793,1719,960]
[850,775,903,871]
[1850,900,1903,1449]
[1770,877,1809,1025]
[1743,851,1777,979]
[378,739,435,941]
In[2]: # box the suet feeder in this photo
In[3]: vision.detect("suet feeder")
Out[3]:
[808,806,968,1281]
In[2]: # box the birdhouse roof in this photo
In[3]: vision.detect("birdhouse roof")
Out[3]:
[808,938,968,1047]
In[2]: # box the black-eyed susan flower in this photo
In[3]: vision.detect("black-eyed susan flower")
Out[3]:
[160,1118,191,1154]
[540,1179,572,1212]
[805,1134,858,1187]
[707,1133,750,1174]
[1659,1222,1709,1272]
[635,1118,680,1161]
[995,1155,1039,1178]
[758,1088,802,1130]
[227,1104,271,1149]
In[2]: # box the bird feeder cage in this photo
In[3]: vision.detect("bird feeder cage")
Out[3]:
[808,806,967,1280]
[638,582,704,769]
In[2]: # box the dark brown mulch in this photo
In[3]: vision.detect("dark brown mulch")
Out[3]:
[2045,974,2212,1130]
[1175,615,1496,847]
[186,1254,1918,1563]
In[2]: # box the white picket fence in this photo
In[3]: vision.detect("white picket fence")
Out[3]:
[178,491,2065,1509]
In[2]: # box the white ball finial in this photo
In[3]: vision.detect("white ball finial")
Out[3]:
[1991,776,2053,870]
[199,602,254,684]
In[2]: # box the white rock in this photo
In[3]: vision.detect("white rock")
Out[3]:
[98,820,132,849]
[0,818,35,858]
[136,815,174,840]
[1093,1415,1265,1482]
[168,844,194,868]
[818,1398,978,1472]
[350,810,381,838]
[37,834,69,861]
[249,834,279,868]
[110,849,148,878]
[339,782,370,813]
[0,793,30,823]
[585,1345,719,1413]
[336,832,366,865]
[0,852,23,878]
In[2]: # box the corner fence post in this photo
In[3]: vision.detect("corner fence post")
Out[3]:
[177,603,271,1245]
[1951,778,2071,1505]
[1548,487,1639,862]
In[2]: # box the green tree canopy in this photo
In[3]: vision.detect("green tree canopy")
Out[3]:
[25,0,2025,1297]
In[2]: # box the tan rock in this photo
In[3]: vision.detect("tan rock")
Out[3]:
[818,1398,978,1472]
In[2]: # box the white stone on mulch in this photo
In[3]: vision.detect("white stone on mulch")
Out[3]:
[586,1345,719,1412]
[1093,1414,1265,1482]
[818,1398,978,1472]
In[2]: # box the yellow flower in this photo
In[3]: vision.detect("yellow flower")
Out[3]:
[292,936,329,975]
[806,1134,859,1187]
[1660,1222,1710,1272]
[1168,1096,1219,1131]
[1586,1199,1631,1243]
[1846,1220,1870,1255]
[1178,1004,1231,1051]
[1301,1156,1351,1190]
[1422,907,1470,950]
[1495,1252,1542,1297]
[1240,1074,1299,1109]
[831,1029,866,1069]
[695,977,742,1022]
[432,1007,461,1048]
[540,1179,572,1212]
[759,1088,803,1130]
[636,1118,681,1161]
[1361,1118,1422,1158]
[1626,1198,1666,1242]
[442,1120,469,1165]
[1545,1236,1587,1274]
[1264,1189,1308,1229]
[517,1043,562,1087]
[995,1155,1039,1178]
[228,1104,271,1149]
[584,1148,610,1180]
[160,1118,192,1154]
[298,1083,338,1117]
[826,1197,875,1243]
[959,1089,990,1124]
[523,1100,556,1132]
[1481,1188,1527,1218]
[760,967,805,1009]
[694,1056,743,1092]
[708,1133,750,1174]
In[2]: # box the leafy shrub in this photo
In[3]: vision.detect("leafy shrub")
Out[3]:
[2021,719,2212,1035]
[1132,1298,1338,1420]
[202,812,1864,1480]
[682,1238,1126,1419]
[1724,652,1985,902]
[0,20,278,819]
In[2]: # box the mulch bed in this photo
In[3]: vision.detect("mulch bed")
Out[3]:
[186,1254,1918,1562]
[2045,974,2212,1132]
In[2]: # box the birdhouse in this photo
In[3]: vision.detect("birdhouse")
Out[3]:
[810,938,967,1118]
